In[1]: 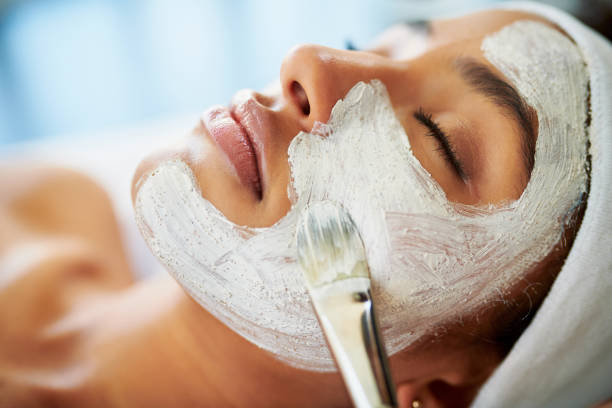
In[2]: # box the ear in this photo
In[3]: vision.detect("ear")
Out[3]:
[394,344,502,408]
[396,378,481,408]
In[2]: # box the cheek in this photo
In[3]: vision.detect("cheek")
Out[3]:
[186,141,259,227]
[132,145,185,204]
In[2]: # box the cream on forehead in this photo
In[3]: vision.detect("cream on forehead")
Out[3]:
[135,20,588,372]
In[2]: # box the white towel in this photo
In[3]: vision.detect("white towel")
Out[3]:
[473,2,612,407]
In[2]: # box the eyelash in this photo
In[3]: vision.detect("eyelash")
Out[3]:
[413,107,467,180]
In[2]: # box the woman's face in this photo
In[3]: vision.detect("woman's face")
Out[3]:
[130,9,590,403]
[133,10,550,228]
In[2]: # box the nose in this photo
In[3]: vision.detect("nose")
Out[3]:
[280,44,400,131]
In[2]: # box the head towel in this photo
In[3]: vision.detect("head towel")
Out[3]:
[472,2,612,407]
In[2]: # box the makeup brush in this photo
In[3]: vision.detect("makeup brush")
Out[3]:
[296,201,397,408]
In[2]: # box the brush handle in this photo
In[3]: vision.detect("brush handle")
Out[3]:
[311,278,397,408]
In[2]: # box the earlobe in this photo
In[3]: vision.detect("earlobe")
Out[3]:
[392,327,506,408]
[396,378,481,408]
[396,381,427,408]
[397,381,450,408]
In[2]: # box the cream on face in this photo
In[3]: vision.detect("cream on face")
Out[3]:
[135,21,588,371]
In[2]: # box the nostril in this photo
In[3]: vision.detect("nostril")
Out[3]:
[290,81,310,116]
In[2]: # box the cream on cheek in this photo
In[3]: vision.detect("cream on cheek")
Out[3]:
[135,21,588,372]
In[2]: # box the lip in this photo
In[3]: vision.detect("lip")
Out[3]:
[201,105,262,198]
[230,91,273,196]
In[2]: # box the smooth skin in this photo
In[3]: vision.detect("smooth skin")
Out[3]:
[1,9,607,408]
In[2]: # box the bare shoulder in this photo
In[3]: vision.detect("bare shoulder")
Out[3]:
[0,163,135,406]
[0,162,133,323]
[0,163,131,273]
[0,163,113,230]
[0,160,134,297]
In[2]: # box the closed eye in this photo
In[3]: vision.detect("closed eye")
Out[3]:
[414,107,467,181]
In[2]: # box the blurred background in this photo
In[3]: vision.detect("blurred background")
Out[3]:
[0,0,610,146]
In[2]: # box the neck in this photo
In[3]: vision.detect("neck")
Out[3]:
[80,275,349,407]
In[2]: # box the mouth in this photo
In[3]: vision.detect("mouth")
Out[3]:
[201,105,263,199]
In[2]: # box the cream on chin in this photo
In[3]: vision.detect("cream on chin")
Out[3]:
[134,20,588,372]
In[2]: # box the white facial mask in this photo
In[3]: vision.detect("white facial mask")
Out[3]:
[135,21,588,371]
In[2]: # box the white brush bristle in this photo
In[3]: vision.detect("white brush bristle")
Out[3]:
[296,201,369,288]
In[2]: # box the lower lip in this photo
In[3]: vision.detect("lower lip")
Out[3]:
[202,107,262,197]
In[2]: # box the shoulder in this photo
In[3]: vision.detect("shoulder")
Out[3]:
[0,163,131,278]
[0,164,134,406]
[0,161,134,295]
[0,162,133,334]
[0,163,114,234]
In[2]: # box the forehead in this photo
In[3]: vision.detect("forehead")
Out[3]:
[369,9,558,59]
[431,10,557,47]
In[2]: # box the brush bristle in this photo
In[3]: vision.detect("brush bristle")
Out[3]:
[296,201,369,288]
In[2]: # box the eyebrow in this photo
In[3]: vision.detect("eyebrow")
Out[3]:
[453,57,537,179]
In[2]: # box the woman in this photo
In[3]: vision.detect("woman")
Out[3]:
[1,2,610,407]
